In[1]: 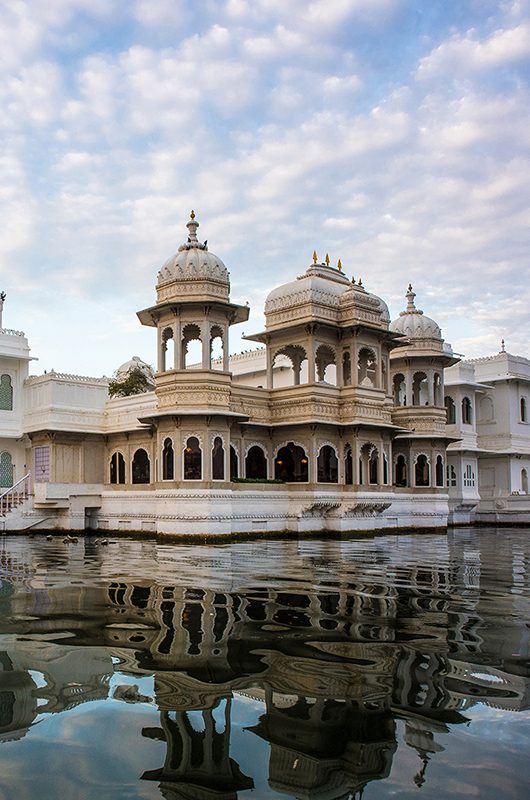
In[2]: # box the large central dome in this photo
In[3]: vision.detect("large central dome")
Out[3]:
[156,212,230,303]
[265,256,390,331]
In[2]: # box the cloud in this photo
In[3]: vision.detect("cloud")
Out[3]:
[417,22,530,80]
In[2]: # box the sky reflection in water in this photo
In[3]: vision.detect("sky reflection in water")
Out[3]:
[0,528,529,800]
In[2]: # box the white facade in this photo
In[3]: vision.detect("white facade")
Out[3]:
[445,348,530,524]
[0,215,528,535]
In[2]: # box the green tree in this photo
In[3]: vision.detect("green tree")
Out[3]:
[108,366,151,397]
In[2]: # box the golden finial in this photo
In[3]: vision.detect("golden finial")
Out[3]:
[325,253,330,266]
[337,258,342,271]
[313,250,318,264]
[190,209,195,220]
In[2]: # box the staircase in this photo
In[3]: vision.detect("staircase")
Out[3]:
[0,473,31,516]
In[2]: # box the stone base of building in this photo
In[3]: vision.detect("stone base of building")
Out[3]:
[6,486,450,536]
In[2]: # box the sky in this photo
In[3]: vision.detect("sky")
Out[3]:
[1,0,529,376]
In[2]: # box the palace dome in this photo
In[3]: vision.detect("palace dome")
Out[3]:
[390,285,442,340]
[156,212,230,303]
[265,260,351,316]
[115,356,155,388]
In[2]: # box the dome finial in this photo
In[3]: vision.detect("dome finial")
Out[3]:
[500,338,506,353]
[337,258,342,271]
[406,283,416,311]
[325,253,330,266]
[186,210,199,243]
[313,250,318,264]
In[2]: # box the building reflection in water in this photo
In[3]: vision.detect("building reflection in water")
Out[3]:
[0,533,529,798]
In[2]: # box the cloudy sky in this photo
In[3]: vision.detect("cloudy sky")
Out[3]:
[1,0,529,376]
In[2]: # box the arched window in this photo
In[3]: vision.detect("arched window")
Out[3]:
[415,454,430,487]
[521,397,528,423]
[184,437,202,480]
[342,352,351,386]
[395,455,407,487]
[369,448,378,485]
[435,455,444,487]
[275,442,308,482]
[132,449,150,484]
[161,327,174,372]
[315,344,336,384]
[522,468,528,494]
[212,436,225,480]
[463,464,475,487]
[230,445,239,480]
[110,452,125,484]
[272,345,308,387]
[445,396,456,424]
[317,445,338,483]
[358,348,377,387]
[412,372,428,406]
[383,454,388,485]
[345,445,353,485]
[0,375,13,411]
[0,452,14,487]
[162,438,174,480]
[462,396,473,425]
[210,325,224,370]
[245,445,267,479]
[393,374,406,406]
[182,324,202,369]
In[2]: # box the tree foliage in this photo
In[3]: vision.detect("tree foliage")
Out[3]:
[108,366,151,397]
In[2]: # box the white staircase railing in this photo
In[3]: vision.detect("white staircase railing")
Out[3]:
[0,473,32,516]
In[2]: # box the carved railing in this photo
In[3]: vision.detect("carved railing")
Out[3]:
[0,473,32,516]
[0,327,25,337]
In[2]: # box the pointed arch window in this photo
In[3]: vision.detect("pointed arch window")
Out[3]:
[317,445,338,483]
[212,436,225,480]
[395,455,407,487]
[415,454,430,487]
[184,437,202,480]
[110,452,126,484]
[162,438,174,480]
[0,452,14,488]
[462,396,473,425]
[245,445,267,479]
[0,375,13,411]
[132,449,150,484]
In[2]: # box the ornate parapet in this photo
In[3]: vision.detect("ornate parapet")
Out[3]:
[391,405,447,434]
[155,370,232,411]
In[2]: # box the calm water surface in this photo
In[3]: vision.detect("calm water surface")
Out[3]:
[0,528,529,800]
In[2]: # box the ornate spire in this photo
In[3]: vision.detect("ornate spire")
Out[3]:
[187,210,199,243]
[500,338,506,353]
[313,250,318,264]
[325,253,330,266]
[406,283,416,311]
[337,258,342,271]
[179,211,207,251]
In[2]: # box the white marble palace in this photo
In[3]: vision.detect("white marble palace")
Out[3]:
[1,213,529,535]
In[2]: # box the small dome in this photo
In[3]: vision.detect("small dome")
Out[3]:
[340,278,390,327]
[156,212,230,302]
[115,356,155,388]
[390,285,442,340]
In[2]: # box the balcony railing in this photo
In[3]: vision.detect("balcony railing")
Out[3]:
[0,473,31,516]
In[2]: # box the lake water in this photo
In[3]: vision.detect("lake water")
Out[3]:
[0,527,529,800]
